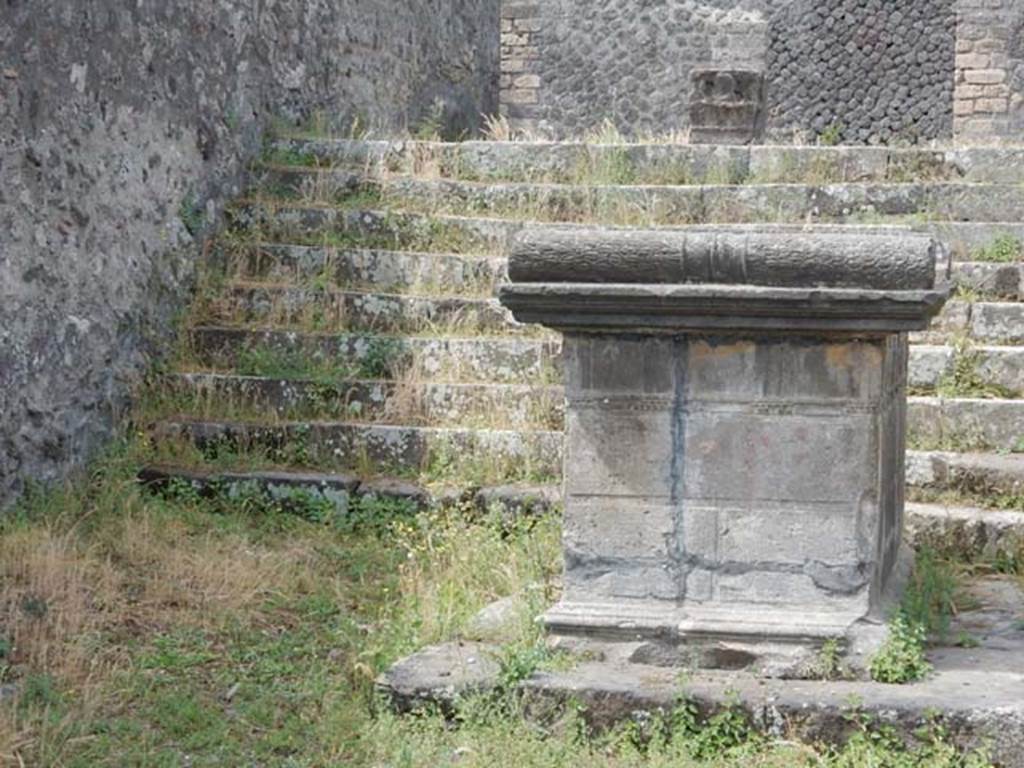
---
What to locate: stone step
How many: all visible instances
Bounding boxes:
[162,372,564,430]
[267,137,1024,185]
[164,371,1021,450]
[236,244,506,295]
[234,245,1019,301]
[214,282,531,336]
[954,261,1023,300]
[909,397,1024,452]
[232,201,1024,264]
[370,177,1024,227]
[188,325,1020,394]
[188,326,562,385]
[909,344,1024,394]
[137,465,560,519]
[137,462,1022,562]
[213,281,1016,344]
[152,418,563,483]
[915,301,1024,345]
[905,502,1024,561]
[908,450,1024,498]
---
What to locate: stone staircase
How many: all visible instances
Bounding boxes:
[140,136,1024,551]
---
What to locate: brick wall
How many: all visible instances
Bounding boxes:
[499,3,543,134]
[955,0,1024,140]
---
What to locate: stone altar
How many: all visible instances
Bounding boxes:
[500,226,950,676]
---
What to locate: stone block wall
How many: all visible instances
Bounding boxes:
[0,0,500,508]
[954,0,1024,140]
[499,0,785,138]
[765,0,956,144]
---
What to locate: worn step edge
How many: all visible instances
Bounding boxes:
[908,450,1024,496]
[187,326,562,385]
[234,246,1019,301]
[913,300,1024,345]
[234,201,1024,262]
[905,502,1024,560]
[137,465,560,518]
[163,373,1024,444]
[244,243,506,291]
[374,176,1024,225]
[154,418,564,479]
[267,136,1024,185]
[215,283,531,336]
[161,373,564,430]
[210,288,1020,344]
[909,397,1024,451]
[185,327,1021,392]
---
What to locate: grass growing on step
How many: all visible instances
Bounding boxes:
[229,200,499,255]
[972,234,1023,264]
[935,336,1019,399]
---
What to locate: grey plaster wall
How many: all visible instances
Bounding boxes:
[502,0,955,143]
[0,1,500,507]
[765,0,956,144]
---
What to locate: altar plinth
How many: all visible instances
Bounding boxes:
[500,227,950,676]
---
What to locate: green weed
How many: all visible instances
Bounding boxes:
[869,614,932,684]
[972,234,1022,264]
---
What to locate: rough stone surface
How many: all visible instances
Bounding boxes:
[906,502,1024,561]
[0,1,500,508]
[511,227,944,290]
[499,0,956,142]
[766,0,956,144]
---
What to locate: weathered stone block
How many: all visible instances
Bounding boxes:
[689,69,766,145]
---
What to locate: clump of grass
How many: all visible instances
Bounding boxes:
[936,336,1017,399]
[870,547,964,684]
[972,234,1022,264]
[817,122,844,146]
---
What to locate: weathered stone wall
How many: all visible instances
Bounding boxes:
[500,0,784,138]
[765,0,956,144]
[0,0,500,508]
[500,0,956,144]
[954,0,1024,140]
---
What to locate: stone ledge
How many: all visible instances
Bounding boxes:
[500,283,949,334]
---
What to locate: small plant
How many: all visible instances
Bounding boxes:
[818,122,844,146]
[481,113,515,142]
[178,191,205,236]
[973,234,1022,264]
[869,614,932,683]
[903,546,961,640]
[493,642,550,691]
[584,118,628,145]
[359,336,404,379]
[936,336,1016,399]
[814,637,846,680]
[955,631,980,648]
